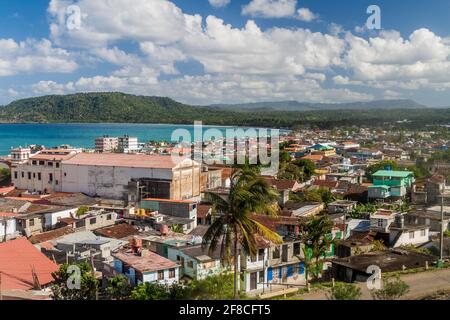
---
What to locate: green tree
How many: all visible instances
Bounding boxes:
[203,168,283,299]
[365,160,398,182]
[51,262,98,300]
[301,215,334,280]
[170,224,184,233]
[327,283,362,300]
[0,168,11,187]
[371,276,410,300]
[187,273,234,300]
[76,205,89,217]
[105,275,132,300]
[293,159,316,180]
[131,282,172,300]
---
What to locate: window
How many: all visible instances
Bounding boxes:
[14,171,17,179]
[106,214,112,221]
[259,271,264,283]
[158,270,164,280]
[29,219,35,227]
[176,255,181,261]
[49,173,53,182]
[39,161,45,166]
[377,219,384,227]
[272,247,280,259]
[21,172,24,178]
[38,173,41,181]
[64,173,67,177]
[33,173,36,178]
[90,218,97,225]
[48,162,53,167]
[421,229,426,237]
[56,163,60,168]
[258,249,265,261]
[293,243,301,255]
[187,261,194,268]
[28,172,31,180]
[55,180,59,185]
[32,160,37,165]
[409,231,415,239]
[169,268,176,279]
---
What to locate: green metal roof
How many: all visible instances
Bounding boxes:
[373,170,413,178]
[368,185,390,190]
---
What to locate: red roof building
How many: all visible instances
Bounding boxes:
[0,238,58,290]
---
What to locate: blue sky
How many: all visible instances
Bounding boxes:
[0,0,449,106]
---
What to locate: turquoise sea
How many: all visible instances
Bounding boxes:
[0,123,285,156]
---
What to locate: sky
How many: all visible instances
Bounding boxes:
[0,0,449,106]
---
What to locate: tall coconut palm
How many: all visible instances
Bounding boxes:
[202,168,283,299]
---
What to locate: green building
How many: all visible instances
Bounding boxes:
[368,170,415,200]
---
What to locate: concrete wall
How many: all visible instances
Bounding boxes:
[44,208,76,229]
[62,164,173,200]
[11,162,63,193]
[391,228,429,248]
[0,219,16,238]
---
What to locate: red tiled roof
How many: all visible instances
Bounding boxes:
[0,186,15,194]
[0,238,58,290]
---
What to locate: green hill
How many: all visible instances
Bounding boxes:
[0,92,448,130]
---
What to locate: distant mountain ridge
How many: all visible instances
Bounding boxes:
[0,92,444,129]
[210,99,427,111]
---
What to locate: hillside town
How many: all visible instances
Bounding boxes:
[0,126,449,301]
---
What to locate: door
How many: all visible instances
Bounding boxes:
[250,272,257,291]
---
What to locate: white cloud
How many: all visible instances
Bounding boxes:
[343,28,450,90]
[297,8,317,22]
[242,0,297,18]
[0,38,77,76]
[209,0,231,8]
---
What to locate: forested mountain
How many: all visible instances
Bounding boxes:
[0,92,447,130]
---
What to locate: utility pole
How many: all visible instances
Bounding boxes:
[439,194,445,266]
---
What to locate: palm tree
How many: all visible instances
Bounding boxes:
[202,168,283,299]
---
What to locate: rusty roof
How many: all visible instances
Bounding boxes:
[113,250,178,273]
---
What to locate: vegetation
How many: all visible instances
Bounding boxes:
[130,282,186,300]
[349,203,378,219]
[203,168,283,299]
[170,224,184,233]
[327,283,362,300]
[0,168,10,187]
[292,188,337,206]
[76,205,89,217]
[301,215,334,281]
[371,275,409,300]
[104,275,133,300]
[365,160,398,182]
[2,93,450,129]
[187,273,235,300]
[51,263,98,300]
[277,153,316,182]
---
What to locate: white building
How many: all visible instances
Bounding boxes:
[118,135,139,153]
[11,149,80,193]
[95,136,119,153]
[0,214,19,241]
[113,250,180,286]
[61,153,201,200]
